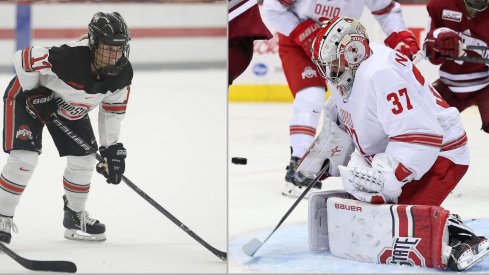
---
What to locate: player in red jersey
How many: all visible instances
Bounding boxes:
[229,0,273,84]
[424,0,489,133]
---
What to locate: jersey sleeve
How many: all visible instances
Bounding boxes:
[374,66,443,180]
[366,0,407,35]
[261,0,300,36]
[13,46,55,91]
[98,86,131,147]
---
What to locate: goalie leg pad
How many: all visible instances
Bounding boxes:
[308,190,352,251]
[326,197,450,269]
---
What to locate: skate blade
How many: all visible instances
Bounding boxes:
[457,247,489,270]
[64,229,106,242]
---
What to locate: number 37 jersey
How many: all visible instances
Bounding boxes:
[330,43,469,180]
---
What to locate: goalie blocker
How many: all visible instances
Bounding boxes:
[309,191,489,271]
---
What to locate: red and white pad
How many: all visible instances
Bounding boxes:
[309,196,451,269]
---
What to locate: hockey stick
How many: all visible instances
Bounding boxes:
[462,44,489,51]
[0,242,77,273]
[440,55,489,64]
[242,161,330,257]
[49,115,227,261]
[414,49,489,64]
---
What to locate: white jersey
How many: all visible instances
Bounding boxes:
[262,0,407,36]
[329,43,469,180]
[12,39,132,147]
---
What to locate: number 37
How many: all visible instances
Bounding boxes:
[387,88,412,115]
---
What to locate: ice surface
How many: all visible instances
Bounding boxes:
[0,69,227,273]
[229,102,489,272]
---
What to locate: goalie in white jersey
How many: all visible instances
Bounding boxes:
[298,16,489,271]
[261,0,421,196]
[0,12,132,243]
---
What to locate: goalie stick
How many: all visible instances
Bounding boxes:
[0,242,77,273]
[48,115,227,262]
[242,161,330,257]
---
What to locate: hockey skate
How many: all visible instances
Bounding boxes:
[0,214,17,244]
[446,214,489,271]
[282,156,322,198]
[63,195,106,241]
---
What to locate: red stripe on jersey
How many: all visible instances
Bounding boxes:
[371,1,395,15]
[277,0,294,7]
[412,65,425,86]
[0,175,25,195]
[290,125,316,136]
[22,48,32,72]
[441,133,467,151]
[389,133,443,148]
[63,178,90,193]
[4,78,21,152]
[396,205,409,237]
[102,104,127,113]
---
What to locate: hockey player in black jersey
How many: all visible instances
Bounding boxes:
[0,12,133,243]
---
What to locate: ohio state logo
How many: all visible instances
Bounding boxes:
[54,98,93,120]
[301,66,317,79]
[378,237,426,267]
[16,125,33,141]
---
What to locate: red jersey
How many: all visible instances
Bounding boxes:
[425,0,489,93]
[229,0,272,41]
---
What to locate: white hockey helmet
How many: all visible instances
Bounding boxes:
[311,17,371,100]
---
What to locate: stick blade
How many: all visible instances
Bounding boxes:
[242,238,263,257]
[30,260,77,273]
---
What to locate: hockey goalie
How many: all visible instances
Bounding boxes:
[295,16,489,271]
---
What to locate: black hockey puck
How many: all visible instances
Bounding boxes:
[231,157,247,165]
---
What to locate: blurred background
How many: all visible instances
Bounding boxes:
[0,0,226,72]
[230,0,437,101]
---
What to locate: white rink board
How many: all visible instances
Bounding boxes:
[0,2,226,67]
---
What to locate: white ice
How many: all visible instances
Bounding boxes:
[0,69,227,273]
[229,93,489,272]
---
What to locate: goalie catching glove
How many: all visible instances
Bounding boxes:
[24,86,58,123]
[96,143,127,184]
[339,153,414,204]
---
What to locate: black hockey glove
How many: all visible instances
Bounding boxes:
[96,143,127,184]
[24,86,58,123]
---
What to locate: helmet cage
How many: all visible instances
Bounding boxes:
[464,0,488,11]
[88,12,131,77]
[311,17,370,100]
